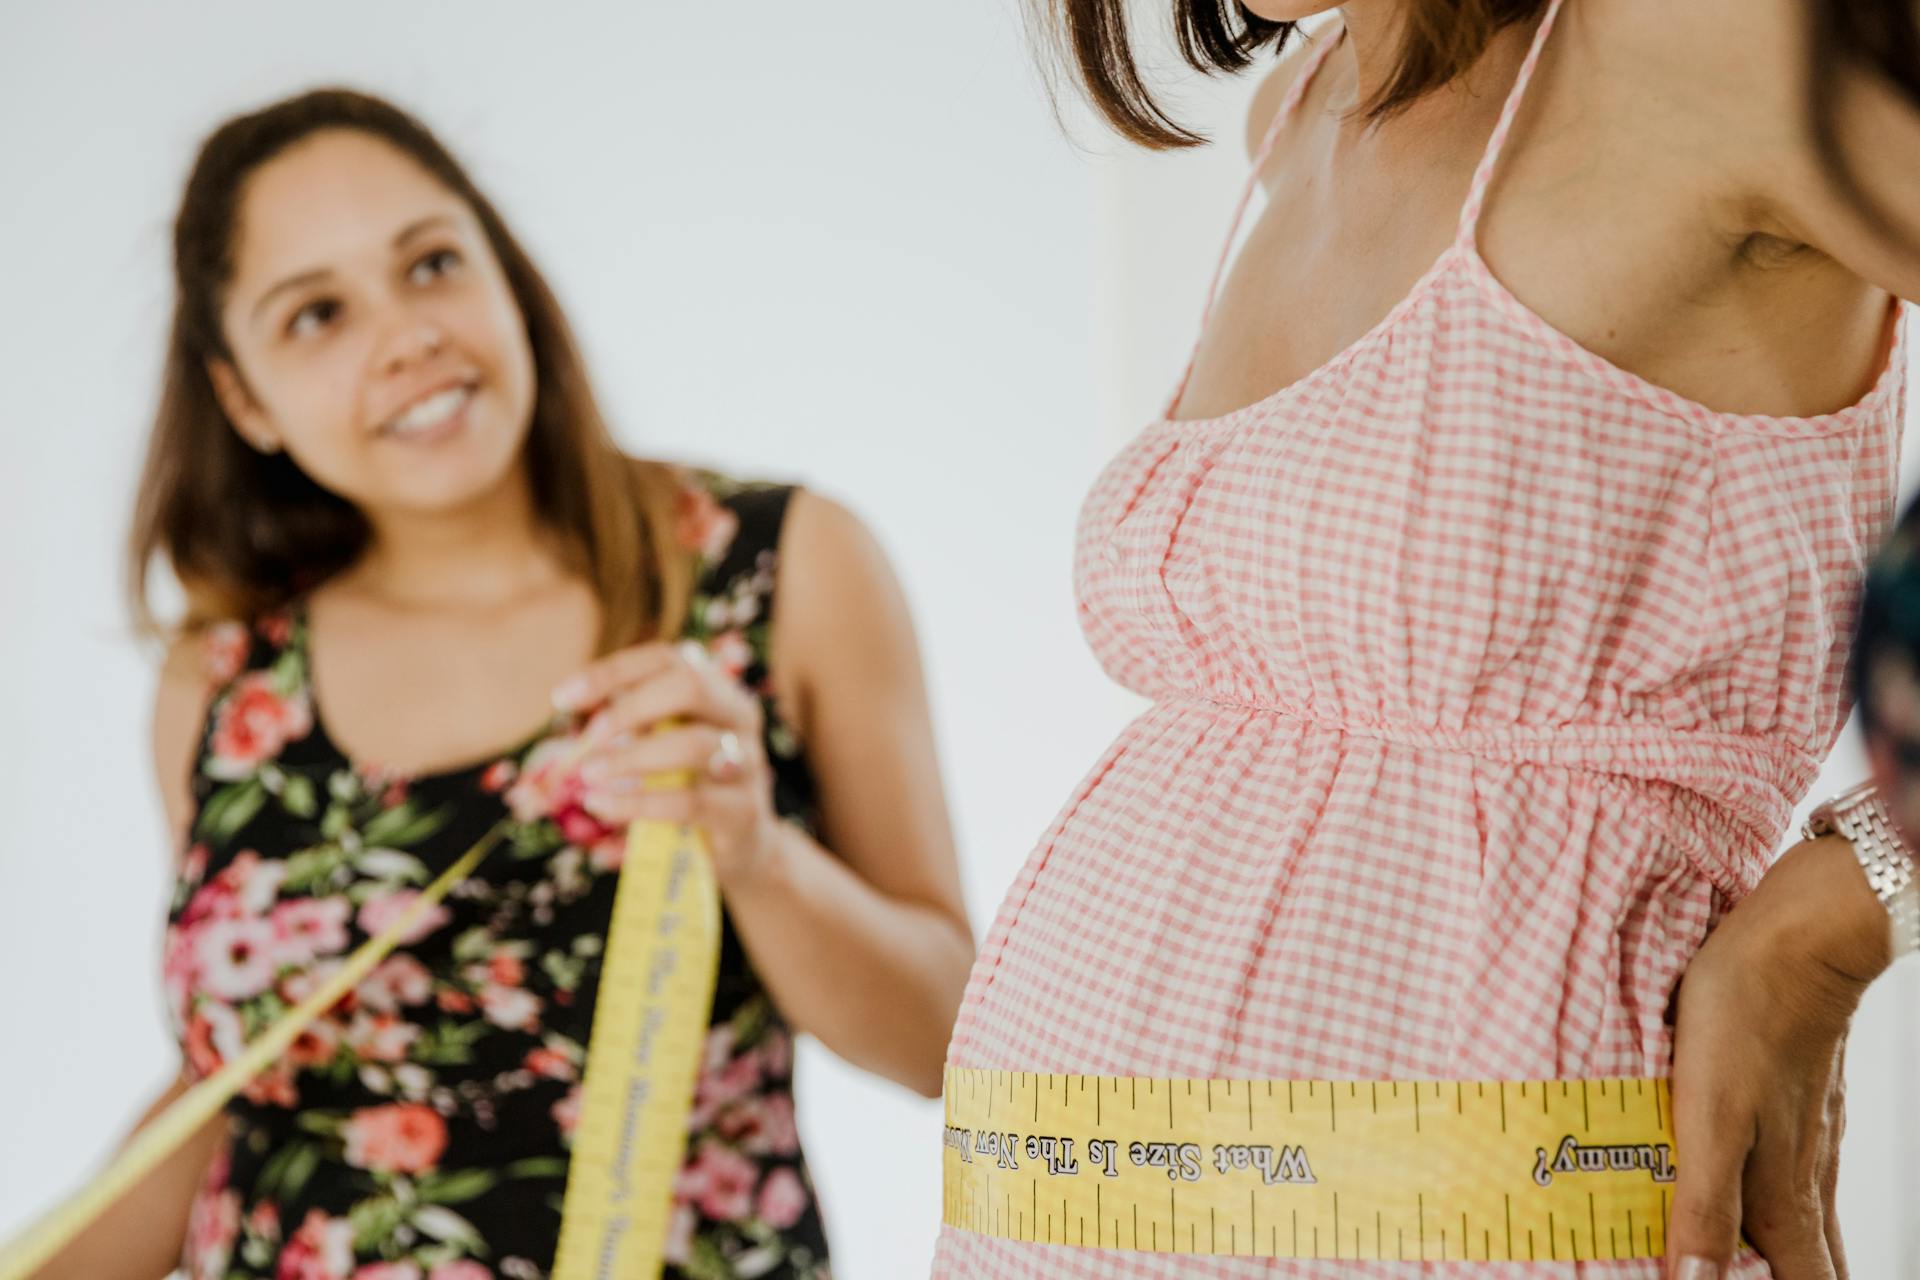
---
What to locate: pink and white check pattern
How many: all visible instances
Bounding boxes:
[934,1,1908,1275]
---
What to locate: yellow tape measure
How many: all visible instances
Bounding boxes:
[943,1068,1679,1263]
[1,743,718,1280]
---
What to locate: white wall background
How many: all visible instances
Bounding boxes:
[2,3,1915,1276]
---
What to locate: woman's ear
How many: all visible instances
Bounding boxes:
[207,358,280,454]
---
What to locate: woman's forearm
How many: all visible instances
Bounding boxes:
[32,1072,225,1280]
[722,822,973,1098]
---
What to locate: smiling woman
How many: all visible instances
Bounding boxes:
[28,87,974,1280]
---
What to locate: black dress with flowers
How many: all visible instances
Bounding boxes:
[165,472,833,1280]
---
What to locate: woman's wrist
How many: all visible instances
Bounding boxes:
[1777,834,1894,988]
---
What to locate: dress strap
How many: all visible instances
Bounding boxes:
[1165,25,1345,418]
[1454,0,1569,252]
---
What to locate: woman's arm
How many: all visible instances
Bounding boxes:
[558,492,973,1099]
[722,491,973,1098]
[33,631,229,1278]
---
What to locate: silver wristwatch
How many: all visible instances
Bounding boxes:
[1802,781,1920,962]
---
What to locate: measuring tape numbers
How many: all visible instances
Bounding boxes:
[943,1068,1679,1264]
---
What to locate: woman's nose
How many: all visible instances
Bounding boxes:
[379,318,448,374]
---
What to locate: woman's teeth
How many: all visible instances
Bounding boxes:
[382,385,472,438]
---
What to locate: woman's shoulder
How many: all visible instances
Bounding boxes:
[671,464,804,570]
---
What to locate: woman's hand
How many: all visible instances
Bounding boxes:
[1665,835,1894,1279]
[550,639,783,892]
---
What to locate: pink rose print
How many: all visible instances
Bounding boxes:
[681,1141,760,1221]
[279,958,351,1013]
[760,1026,793,1078]
[342,1103,448,1174]
[270,896,352,967]
[208,672,313,779]
[717,1093,800,1158]
[487,952,524,986]
[356,890,450,946]
[551,1083,581,1138]
[243,1059,299,1109]
[479,984,541,1032]
[183,1001,246,1077]
[286,1017,341,1068]
[344,1010,420,1063]
[277,1208,353,1280]
[478,758,516,792]
[163,928,201,1028]
[200,621,250,685]
[672,483,740,560]
[708,631,753,680]
[503,737,589,824]
[183,850,287,927]
[523,1046,577,1081]
[427,1263,492,1280]
[756,1167,809,1231]
[586,834,625,872]
[248,1200,281,1240]
[663,1203,698,1266]
[355,953,433,1013]
[259,609,294,650]
[184,1144,239,1280]
[351,1264,420,1280]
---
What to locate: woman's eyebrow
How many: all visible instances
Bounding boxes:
[250,214,462,324]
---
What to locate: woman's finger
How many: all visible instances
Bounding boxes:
[1819,1045,1848,1279]
[579,723,737,787]
[548,641,679,712]
[583,658,757,745]
[1667,983,1751,1277]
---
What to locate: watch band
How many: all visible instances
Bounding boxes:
[1802,781,1920,961]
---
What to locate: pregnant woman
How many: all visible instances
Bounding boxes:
[937,1,1920,1276]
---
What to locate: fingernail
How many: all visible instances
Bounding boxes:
[1674,1259,1722,1280]
[677,639,709,666]
[551,676,589,710]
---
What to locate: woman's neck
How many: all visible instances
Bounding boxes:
[344,464,573,612]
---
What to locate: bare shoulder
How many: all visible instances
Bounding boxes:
[1244,25,1340,166]
[775,489,908,642]
[152,622,234,852]
[771,488,919,707]
[1569,0,1808,157]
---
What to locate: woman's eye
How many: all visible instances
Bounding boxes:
[409,248,462,285]
[287,299,338,339]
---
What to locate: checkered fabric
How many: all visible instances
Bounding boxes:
[933,1,1909,1274]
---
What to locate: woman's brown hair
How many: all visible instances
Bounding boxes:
[1042,0,1920,237]
[127,87,695,655]
[1034,0,1547,149]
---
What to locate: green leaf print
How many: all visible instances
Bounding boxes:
[502,1156,569,1180]
[281,772,319,818]
[411,1204,486,1253]
[362,801,452,848]
[256,1137,323,1203]
[684,1236,737,1280]
[414,1018,490,1066]
[348,1193,407,1251]
[195,777,267,843]
[282,844,352,895]
[415,1167,498,1204]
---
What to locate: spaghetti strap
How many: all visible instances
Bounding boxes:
[1454,0,1569,251]
[1164,24,1347,417]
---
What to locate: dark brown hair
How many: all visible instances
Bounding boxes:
[1033,0,1547,148]
[1043,0,1920,188]
[127,87,695,655]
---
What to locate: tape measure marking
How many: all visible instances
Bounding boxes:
[942,1068,1678,1262]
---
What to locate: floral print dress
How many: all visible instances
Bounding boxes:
[165,474,833,1280]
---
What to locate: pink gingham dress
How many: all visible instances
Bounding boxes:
[934,1,1909,1276]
